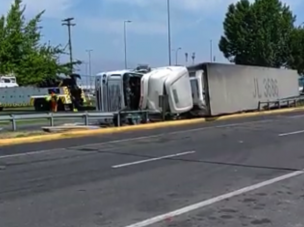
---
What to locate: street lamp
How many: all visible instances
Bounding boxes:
[175,47,181,65]
[167,0,172,65]
[124,20,131,69]
[84,61,88,75]
[210,40,213,62]
[86,49,93,87]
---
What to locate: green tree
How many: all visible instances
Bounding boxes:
[0,0,25,73]
[219,0,295,68]
[0,0,81,86]
[287,26,304,74]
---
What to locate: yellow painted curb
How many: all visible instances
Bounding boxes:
[1,106,304,147]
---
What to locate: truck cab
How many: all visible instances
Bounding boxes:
[0,75,18,87]
[95,70,145,112]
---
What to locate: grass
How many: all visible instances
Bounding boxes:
[0,105,96,126]
[2,107,35,111]
[0,107,36,115]
[0,106,96,114]
[0,119,49,126]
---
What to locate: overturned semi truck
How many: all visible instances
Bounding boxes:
[95,63,299,118]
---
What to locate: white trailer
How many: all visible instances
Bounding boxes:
[140,63,299,116]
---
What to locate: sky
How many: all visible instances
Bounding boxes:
[1,0,304,77]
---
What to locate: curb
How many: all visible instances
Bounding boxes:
[1,106,304,147]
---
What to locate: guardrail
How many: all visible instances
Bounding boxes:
[258,96,304,110]
[0,110,149,131]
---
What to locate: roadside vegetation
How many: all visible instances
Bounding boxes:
[0,0,81,86]
[219,0,304,74]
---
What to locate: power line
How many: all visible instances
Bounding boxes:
[62,17,75,73]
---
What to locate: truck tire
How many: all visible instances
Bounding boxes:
[0,107,3,111]
[34,99,49,111]
[57,100,65,111]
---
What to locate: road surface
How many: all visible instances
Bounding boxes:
[1,112,304,227]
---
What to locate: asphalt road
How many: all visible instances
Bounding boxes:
[1,111,304,226]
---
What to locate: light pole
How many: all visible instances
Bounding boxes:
[210,39,213,62]
[86,49,92,87]
[175,47,181,65]
[124,20,131,69]
[192,52,195,64]
[85,61,88,75]
[167,0,172,65]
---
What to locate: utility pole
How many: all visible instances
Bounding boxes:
[62,17,75,73]
[83,61,88,86]
[86,49,92,87]
[124,20,131,69]
[167,0,172,65]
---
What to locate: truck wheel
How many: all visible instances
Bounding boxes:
[57,100,65,111]
[34,99,49,111]
[0,107,3,111]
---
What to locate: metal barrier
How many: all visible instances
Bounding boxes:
[0,110,149,131]
[258,96,304,111]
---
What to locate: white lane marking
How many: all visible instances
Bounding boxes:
[124,170,303,227]
[0,119,273,159]
[278,130,304,137]
[287,114,304,119]
[0,149,66,159]
[112,151,195,168]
